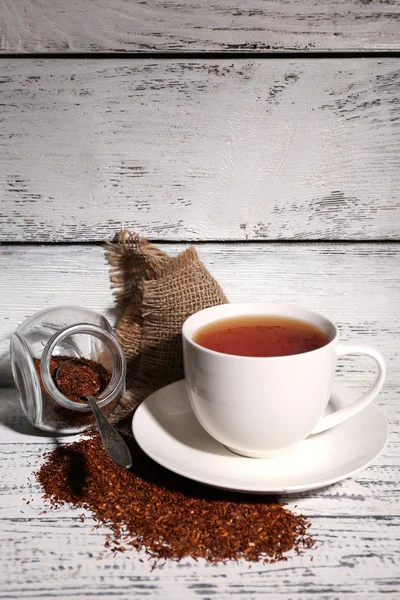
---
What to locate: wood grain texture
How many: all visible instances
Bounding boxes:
[0,510,397,599]
[1,59,399,242]
[1,0,400,53]
[1,243,399,387]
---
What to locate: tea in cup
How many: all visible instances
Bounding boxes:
[182,303,386,458]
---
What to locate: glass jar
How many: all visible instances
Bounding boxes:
[10,306,126,434]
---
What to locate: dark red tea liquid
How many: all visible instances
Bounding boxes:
[193,315,330,357]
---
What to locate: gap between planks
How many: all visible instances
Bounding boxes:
[1,51,400,60]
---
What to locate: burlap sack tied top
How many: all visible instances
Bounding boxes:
[105,231,228,423]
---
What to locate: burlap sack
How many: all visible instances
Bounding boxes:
[105,231,228,423]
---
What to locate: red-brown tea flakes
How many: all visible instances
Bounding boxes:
[34,355,111,403]
[33,356,111,429]
[36,435,315,564]
[54,359,110,403]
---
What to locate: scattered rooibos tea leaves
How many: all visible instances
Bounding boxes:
[36,435,315,564]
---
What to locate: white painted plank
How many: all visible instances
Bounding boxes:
[0,511,397,599]
[1,0,400,53]
[1,243,399,391]
[1,59,399,242]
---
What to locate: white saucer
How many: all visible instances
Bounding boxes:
[132,380,388,494]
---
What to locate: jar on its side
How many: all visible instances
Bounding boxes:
[11,306,126,434]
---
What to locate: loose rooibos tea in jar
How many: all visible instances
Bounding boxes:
[11,306,126,434]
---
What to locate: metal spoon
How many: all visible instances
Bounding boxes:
[56,358,132,469]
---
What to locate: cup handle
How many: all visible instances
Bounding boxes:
[311,343,386,434]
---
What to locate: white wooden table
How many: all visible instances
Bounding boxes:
[1,3,399,598]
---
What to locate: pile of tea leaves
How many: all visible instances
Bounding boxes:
[36,434,315,564]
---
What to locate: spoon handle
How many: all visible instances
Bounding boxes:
[87,396,132,469]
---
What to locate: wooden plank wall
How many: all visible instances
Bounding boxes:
[0,59,399,242]
[1,0,400,53]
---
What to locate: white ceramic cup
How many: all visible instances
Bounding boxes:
[182,303,386,458]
